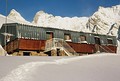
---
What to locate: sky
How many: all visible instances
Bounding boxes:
[0,0,120,22]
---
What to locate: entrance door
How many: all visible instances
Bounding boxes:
[94,37,101,45]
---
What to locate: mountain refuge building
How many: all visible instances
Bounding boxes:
[0,23,117,56]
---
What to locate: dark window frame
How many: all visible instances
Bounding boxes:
[64,33,72,41]
[46,31,54,40]
[107,38,113,45]
[94,37,101,45]
[79,35,86,41]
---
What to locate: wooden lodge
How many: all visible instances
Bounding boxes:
[0,23,117,56]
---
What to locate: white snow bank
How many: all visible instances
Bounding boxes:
[0,45,6,56]
[0,54,120,81]
[117,40,120,54]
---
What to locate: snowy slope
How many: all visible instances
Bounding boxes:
[0,54,120,81]
[117,40,120,54]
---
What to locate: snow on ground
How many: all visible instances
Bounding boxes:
[0,54,120,81]
[117,40,120,54]
[0,45,6,56]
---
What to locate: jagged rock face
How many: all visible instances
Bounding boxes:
[87,5,120,36]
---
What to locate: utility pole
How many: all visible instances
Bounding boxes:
[4,0,8,56]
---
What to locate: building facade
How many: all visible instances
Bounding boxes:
[0,23,117,56]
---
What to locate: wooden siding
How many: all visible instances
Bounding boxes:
[19,39,45,51]
[0,23,117,46]
[5,38,117,54]
[67,42,96,53]
[95,45,117,53]
[6,39,19,53]
[0,23,117,54]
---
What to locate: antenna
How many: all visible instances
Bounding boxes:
[4,0,8,56]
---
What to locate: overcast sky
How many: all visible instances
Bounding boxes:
[0,0,120,21]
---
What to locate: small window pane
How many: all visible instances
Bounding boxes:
[80,35,86,41]
[46,32,53,40]
[107,39,113,44]
[64,34,71,41]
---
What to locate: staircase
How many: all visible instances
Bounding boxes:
[44,38,78,56]
[99,45,115,53]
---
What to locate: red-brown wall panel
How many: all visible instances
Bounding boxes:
[67,42,96,53]
[6,38,117,54]
[19,39,46,51]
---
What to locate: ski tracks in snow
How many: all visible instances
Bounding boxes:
[0,61,56,81]
[0,55,116,81]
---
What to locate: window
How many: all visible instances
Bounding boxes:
[107,38,113,45]
[94,37,101,45]
[64,33,71,41]
[6,35,10,42]
[46,32,54,40]
[80,35,86,41]
[78,35,87,43]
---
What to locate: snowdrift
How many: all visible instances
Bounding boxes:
[0,54,120,81]
[0,45,6,56]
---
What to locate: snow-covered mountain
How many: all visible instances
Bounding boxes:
[7,9,30,24]
[32,11,89,31]
[87,5,120,36]
[0,5,119,36]
[31,5,120,36]
[0,5,120,54]
[0,9,31,29]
